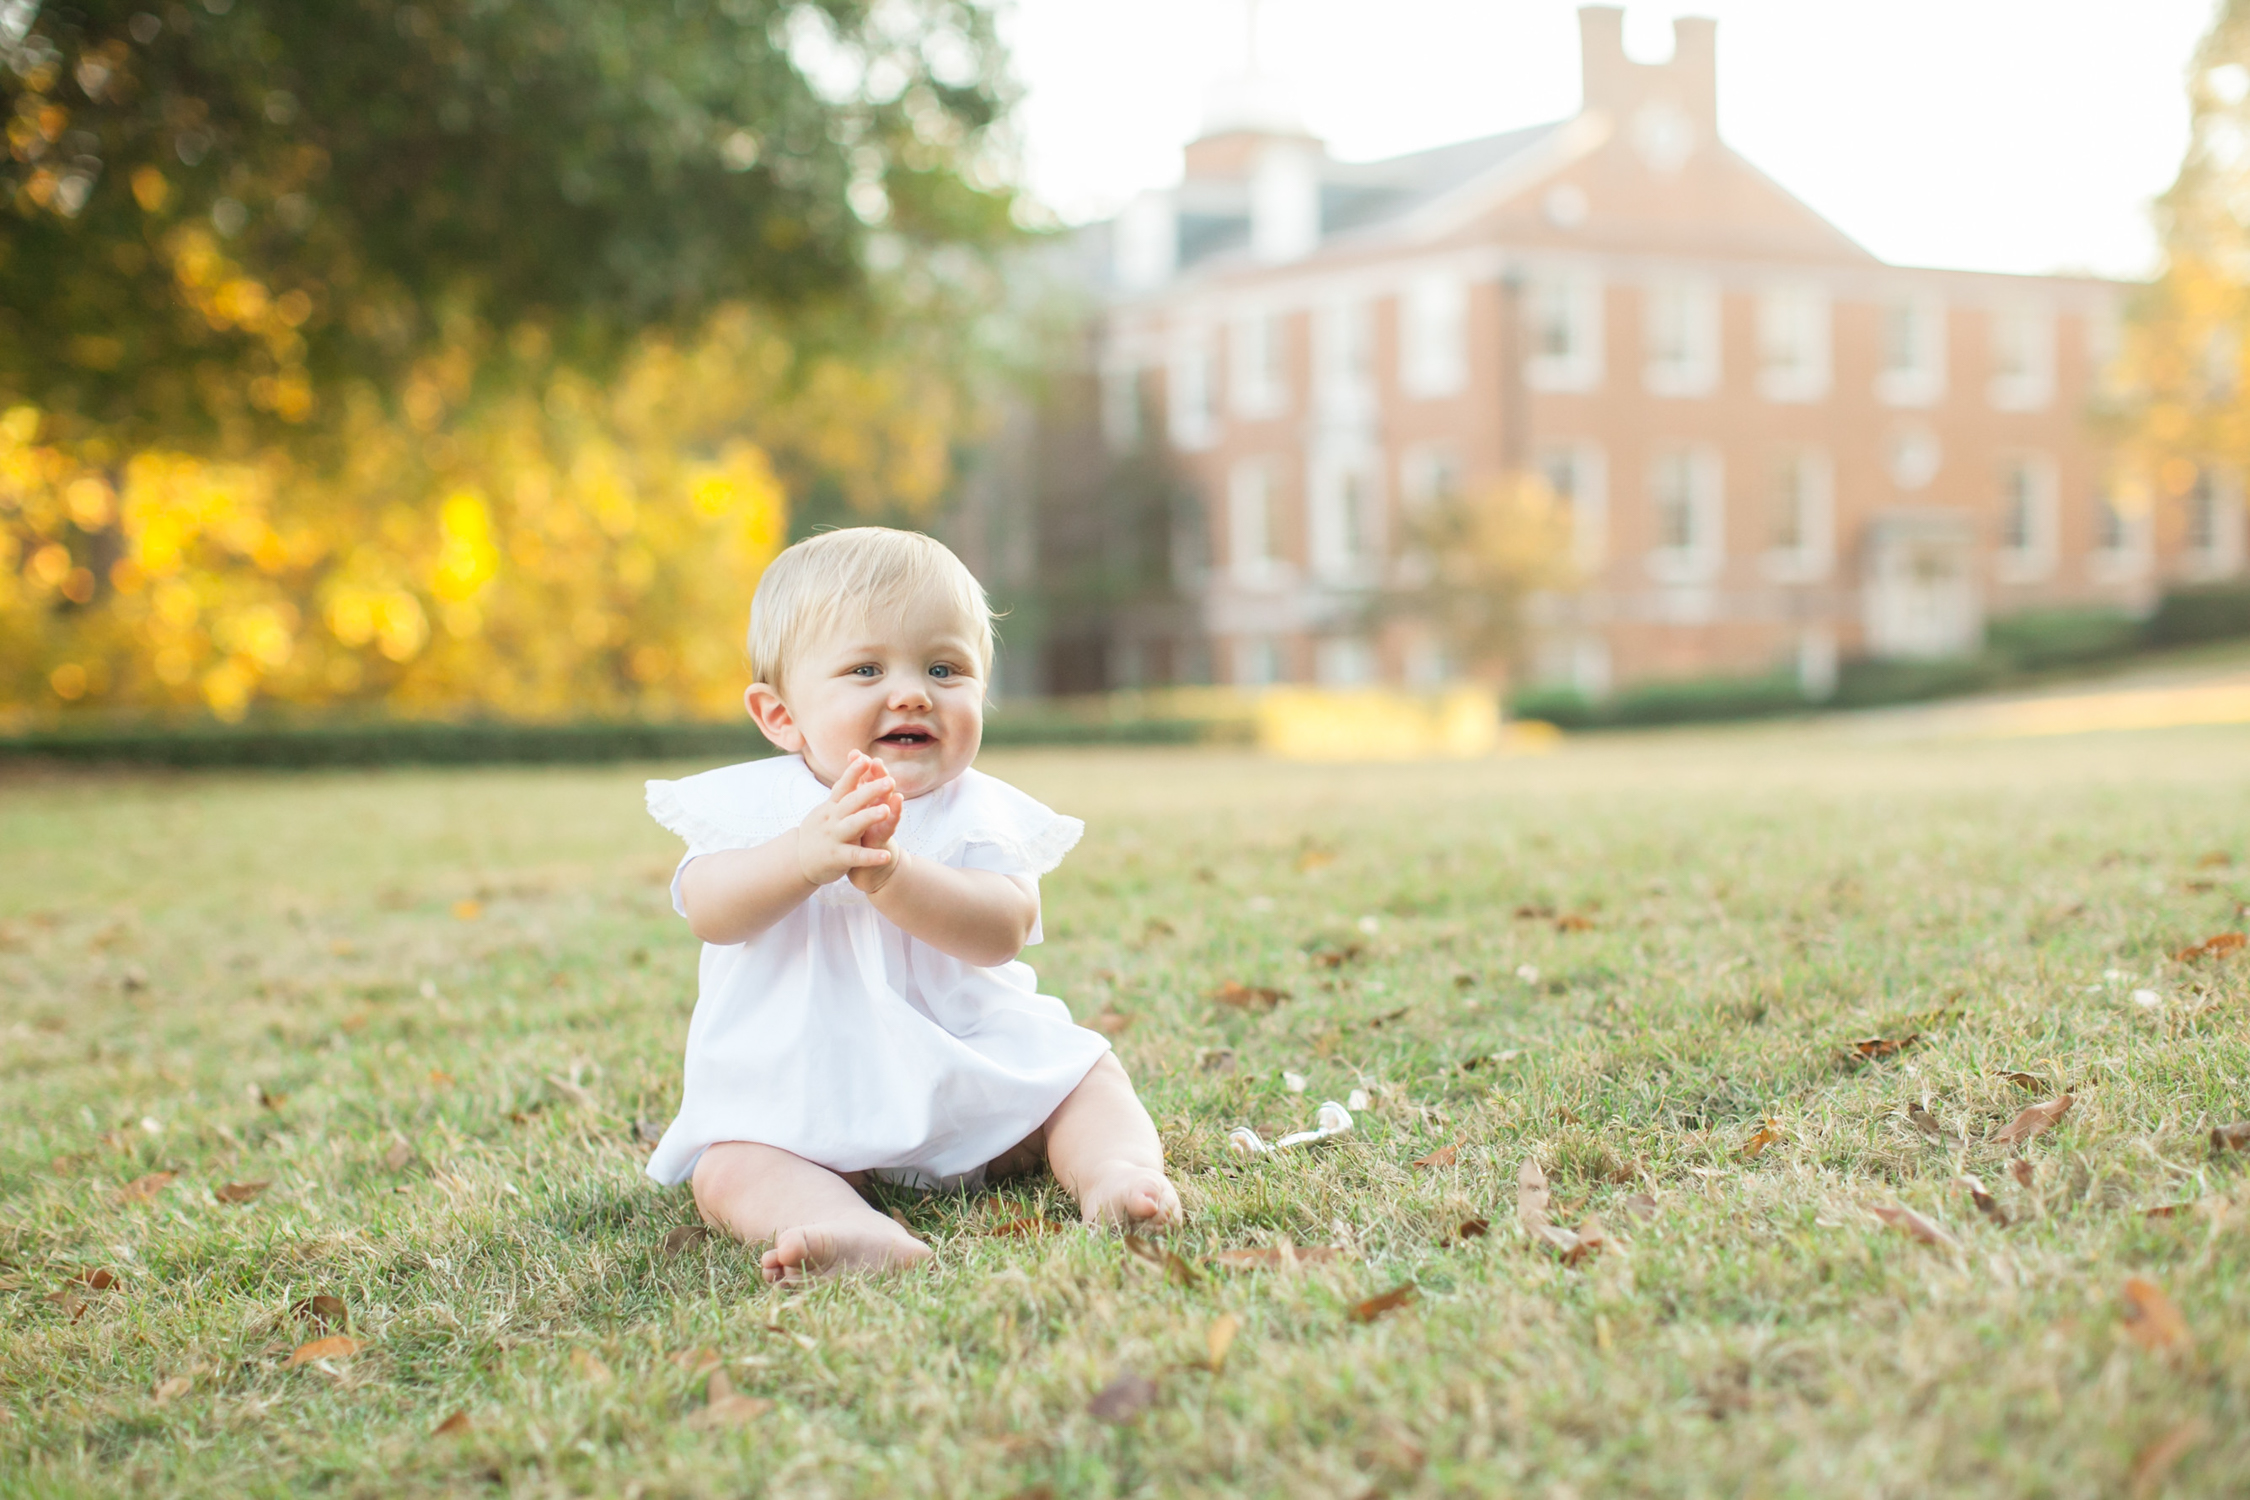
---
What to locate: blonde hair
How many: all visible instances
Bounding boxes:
[747,527,995,688]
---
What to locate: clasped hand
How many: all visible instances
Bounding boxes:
[794,751,906,893]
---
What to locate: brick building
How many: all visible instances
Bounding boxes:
[1020,7,2245,700]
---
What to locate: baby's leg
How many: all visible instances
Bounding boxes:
[1044,1053,1183,1228]
[692,1142,931,1283]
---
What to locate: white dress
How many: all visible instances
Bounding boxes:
[642,754,1110,1190]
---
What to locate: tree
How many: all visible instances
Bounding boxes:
[1,0,1015,445]
[1381,473,1575,680]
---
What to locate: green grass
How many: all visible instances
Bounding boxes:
[3,726,2249,1497]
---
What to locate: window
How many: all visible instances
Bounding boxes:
[1644,275,1719,397]
[1315,636,1377,685]
[1166,332,1215,450]
[1995,453,2057,582]
[1524,269,1602,392]
[1761,447,1833,581]
[1229,311,1288,419]
[1401,273,1467,398]
[1886,425,1942,491]
[1877,298,1946,406]
[1989,306,2054,411]
[1757,286,1830,402]
[1316,299,1374,422]
[1538,442,1608,571]
[1227,458,1284,583]
[2089,483,2149,583]
[2182,467,2245,576]
[1233,636,1283,686]
[1646,447,1723,581]
[1308,443,1380,579]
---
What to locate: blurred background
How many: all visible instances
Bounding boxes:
[4,0,2248,760]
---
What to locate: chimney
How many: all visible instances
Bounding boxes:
[1250,141,1321,264]
[1576,7,1718,135]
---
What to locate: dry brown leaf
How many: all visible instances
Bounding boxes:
[572,1350,614,1384]
[1088,1007,1132,1036]
[1350,1283,1419,1322]
[1741,1123,1783,1159]
[381,1142,414,1172]
[151,1375,191,1404]
[427,1069,454,1087]
[2143,1201,2198,1219]
[2210,1121,2250,1152]
[1310,943,1364,969]
[1905,1104,1950,1144]
[285,1335,362,1367]
[73,1267,117,1290]
[295,1293,347,1326]
[685,1370,774,1429]
[2010,1157,2035,1188]
[451,899,483,921]
[1554,913,1595,932]
[2121,1276,2191,1354]
[2129,1418,2210,1500]
[1444,1218,1490,1245]
[1996,1071,2048,1093]
[1621,1193,1659,1221]
[433,1410,470,1435]
[1513,903,1555,920]
[1849,1034,1919,1061]
[251,1085,286,1110]
[1294,847,1337,873]
[1205,1313,1240,1373]
[1515,1159,1583,1254]
[1210,980,1289,1010]
[1124,1235,1200,1286]
[116,1171,175,1203]
[215,1181,268,1204]
[1993,1093,2075,1146]
[45,1286,88,1321]
[1087,1370,1157,1422]
[987,1215,1063,1237]
[1562,1216,1608,1267]
[662,1224,712,1257]
[2173,931,2245,962]
[1210,1243,1346,1270]
[669,1347,721,1377]
[1868,1201,1959,1249]
[1954,1175,2008,1227]
[1412,1141,1462,1169]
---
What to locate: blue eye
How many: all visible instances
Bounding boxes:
[929,664,953,680]
[852,665,879,678]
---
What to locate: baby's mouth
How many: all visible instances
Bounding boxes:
[877,728,936,748]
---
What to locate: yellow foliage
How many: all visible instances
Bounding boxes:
[0,303,959,723]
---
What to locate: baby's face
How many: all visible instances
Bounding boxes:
[753,598,984,799]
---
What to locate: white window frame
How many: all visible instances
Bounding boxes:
[1644,446,1724,584]
[1877,296,1947,407]
[1988,305,2055,412]
[1756,285,1830,403]
[1400,272,1468,399]
[2088,483,2152,584]
[1994,452,2059,583]
[1229,309,1289,420]
[1524,267,1603,393]
[1226,457,1285,585]
[1232,636,1283,687]
[1537,441,1608,572]
[1643,274,1719,398]
[1307,438,1382,582]
[2183,466,2248,579]
[1758,446,1834,583]
[1166,329,1217,451]
[1314,636,1378,685]
[1315,298,1375,426]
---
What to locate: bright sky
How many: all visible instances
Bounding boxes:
[998,0,2214,280]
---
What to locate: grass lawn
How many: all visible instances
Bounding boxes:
[3,723,2249,1497]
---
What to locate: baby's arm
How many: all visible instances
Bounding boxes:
[841,751,1039,968]
[678,759,899,945]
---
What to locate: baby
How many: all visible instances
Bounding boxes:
[644,527,1182,1280]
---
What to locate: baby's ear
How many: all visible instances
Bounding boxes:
[744,682,804,753]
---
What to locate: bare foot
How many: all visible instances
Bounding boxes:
[760,1218,933,1283]
[1077,1162,1183,1228]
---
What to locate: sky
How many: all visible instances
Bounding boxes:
[997,0,2216,280]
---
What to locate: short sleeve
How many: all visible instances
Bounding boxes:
[646,757,817,856]
[898,770,1083,878]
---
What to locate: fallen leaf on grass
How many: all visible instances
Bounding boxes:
[1309,943,1364,969]
[451,899,483,922]
[381,1142,414,1172]
[572,1350,614,1384]
[2011,1158,2036,1188]
[72,1267,117,1290]
[2172,931,2245,962]
[1621,1193,1659,1221]
[1211,980,1288,1010]
[1412,1141,1462,1169]
[427,1069,453,1087]
[686,1370,773,1429]
[1996,1071,2048,1093]
[215,1181,268,1204]
[2210,1121,2250,1152]
[1088,1007,1132,1036]
[1740,1122,1783,1160]
[1868,1201,1959,1249]
[45,1287,88,1321]
[294,1294,347,1326]
[151,1375,191,1404]
[2143,1201,2199,1219]
[1350,1283,1419,1322]
[1554,913,1595,932]
[1443,1218,1490,1245]
[1124,1235,1200,1286]
[1954,1175,2008,1226]
[2121,1277,2191,1354]
[1905,1104,1953,1144]
[1993,1093,2075,1146]
[1513,903,1556,920]
[987,1216,1063,1237]
[1210,1243,1348,1270]
[1295,847,1338,874]
[116,1171,174,1203]
[251,1085,286,1110]
[433,1411,470,1435]
[1205,1314,1239,1373]
[2129,1418,2210,1500]
[1516,1159,1595,1259]
[285,1335,362,1367]
[1087,1370,1156,1422]
[669,1347,721,1377]
[662,1225,712,1257]
[1848,1034,1920,1063]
